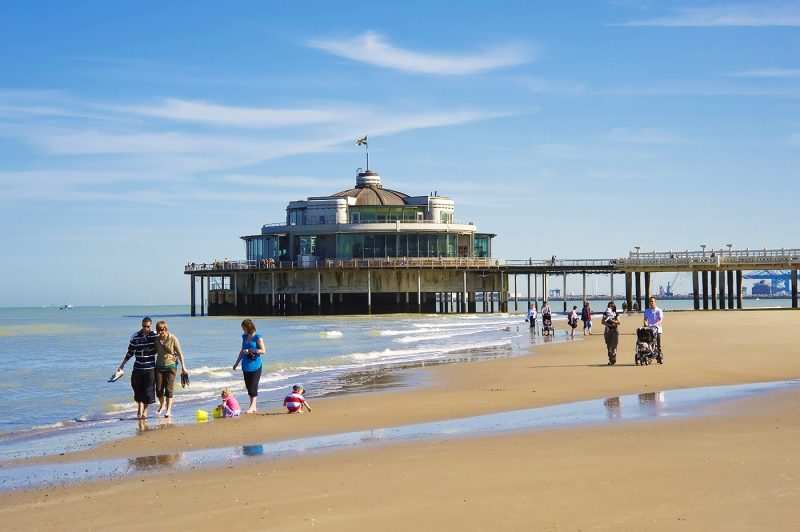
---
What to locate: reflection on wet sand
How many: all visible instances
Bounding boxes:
[241,445,263,456]
[638,391,665,407]
[2,380,794,491]
[129,453,182,470]
[603,397,621,418]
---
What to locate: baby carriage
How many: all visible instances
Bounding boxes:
[542,313,554,336]
[634,326,662,365]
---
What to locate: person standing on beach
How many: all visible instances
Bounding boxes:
[233,318,265,413]
[116,317,157,419]
[153,320,189,418]
[526,304,537,333]
[567,305,579,338]
[643,297,664,358]
[602,302,620,365]
[581,301,593,335]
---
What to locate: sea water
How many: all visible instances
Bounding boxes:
[0,305,568,451]
[0,301,792,460]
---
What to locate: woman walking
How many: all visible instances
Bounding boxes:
[153,320,189,418]
[602,302,620,365]
[233,318,265,413]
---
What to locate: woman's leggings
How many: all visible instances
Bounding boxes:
[243,367,262,398]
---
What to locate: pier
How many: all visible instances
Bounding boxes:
[185,247,799,316]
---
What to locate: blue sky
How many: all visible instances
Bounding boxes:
[1,1,798,306]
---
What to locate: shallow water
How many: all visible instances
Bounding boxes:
[1,380,795,491]
[0,306,563,442]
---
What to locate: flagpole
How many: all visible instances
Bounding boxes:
[366,141,369,171]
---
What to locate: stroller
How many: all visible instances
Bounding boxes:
[634,326,662,365]
[542,313,554,336]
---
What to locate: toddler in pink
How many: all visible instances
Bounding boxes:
[220,389,241,418]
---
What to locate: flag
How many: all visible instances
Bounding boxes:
[356,135,368,146]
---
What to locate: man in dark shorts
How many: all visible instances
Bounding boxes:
[116,317,157,419]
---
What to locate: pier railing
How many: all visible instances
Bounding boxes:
[185,257,503,273]
[615,248,800,269]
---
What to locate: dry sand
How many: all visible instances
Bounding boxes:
[1,309,799,530]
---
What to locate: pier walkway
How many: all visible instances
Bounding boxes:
[184,248,799,316]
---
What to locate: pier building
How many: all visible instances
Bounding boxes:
[186,168,502,315]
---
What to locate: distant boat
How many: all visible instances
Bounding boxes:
[59,304,73,310]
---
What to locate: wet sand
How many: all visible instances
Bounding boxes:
[1,309,799,530]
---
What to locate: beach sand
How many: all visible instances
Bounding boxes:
[1,309,798,530]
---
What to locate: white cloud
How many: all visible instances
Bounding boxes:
[308,31,532,75]
[603,128,684,145]
[621,3,800,27]
[123,98,350,128]
[0,93,512,204]
[732,68,800,78]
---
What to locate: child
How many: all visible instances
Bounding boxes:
[283,384,312,414]
[219,389,241,418]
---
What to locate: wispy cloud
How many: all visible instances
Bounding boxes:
[621,3,800,27]
[307,31,532,75]
[732,68,800,78]
[0,92,512,203]
[603,127,685,144]
[122,98,350,128]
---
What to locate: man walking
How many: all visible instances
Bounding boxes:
[643,297,664,361]
[117,317,158,419]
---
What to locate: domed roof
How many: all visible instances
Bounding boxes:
[330,186,409,206]
[330,171,410,206]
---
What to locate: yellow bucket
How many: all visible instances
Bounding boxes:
[212,406,223,419]
[195,409,209,422]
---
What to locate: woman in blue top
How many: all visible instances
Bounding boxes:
[232,318,265,413]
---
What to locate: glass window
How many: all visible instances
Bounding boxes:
[474,235,490,258]
[299,236,317,255]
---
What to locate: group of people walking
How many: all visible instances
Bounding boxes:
[116,317,189,419]
[524,298,665,366]
[116,317,310,419]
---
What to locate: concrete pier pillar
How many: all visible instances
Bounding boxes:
[200,275,205,317]
[727,270,735,309]
[542,274,547,307]
[463,271,468,314]
[317,272,322,313]
[635,272,642,311]
[417,270,422,313]
[514,275,518,312]
[562,272,567,313]
[534,274,538,310]
[610,274,615,304]
[367,270,372,314]
[792,269,798,309]
[702,271,709,310]
[190,275,197,316]
[644,272,651,305]
[718,271,726,310]
[710,271,717,310]
[527,274,531,308]
[625,272,632,312]
[582,272,587,306]
[271,272,275,313]
[692,271,700,310]
[736,270,743,309]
